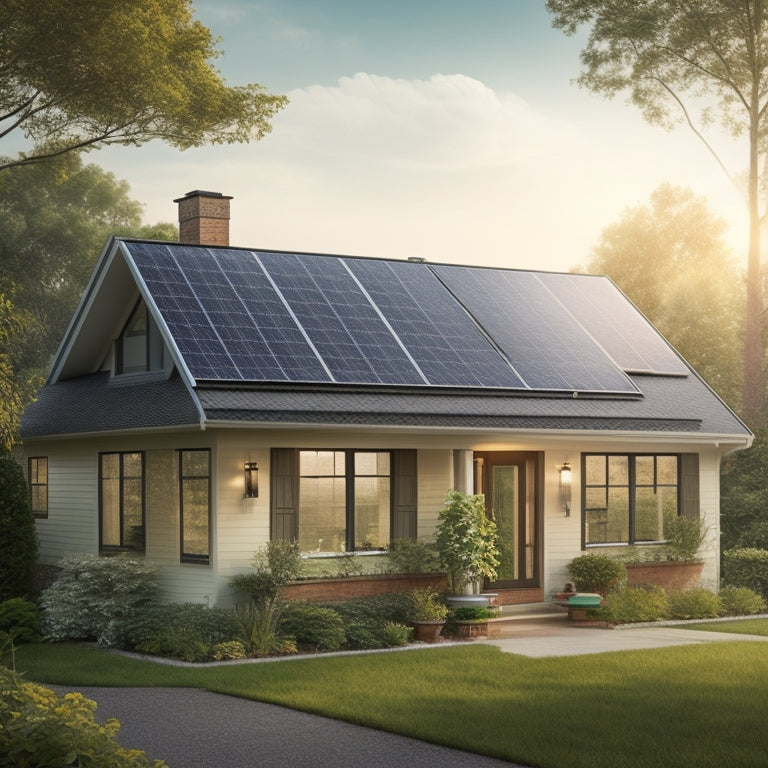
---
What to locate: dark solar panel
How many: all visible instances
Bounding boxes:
[431,265,638,393]
[537,272,689,375]
[257,252,426,385]
[344,258,526,388]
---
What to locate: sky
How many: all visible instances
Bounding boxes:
[95,0,750,274]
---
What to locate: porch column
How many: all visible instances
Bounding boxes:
[452,450,474,494]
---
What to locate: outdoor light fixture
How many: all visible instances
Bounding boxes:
[244,461,259,498]
[559,462,572,516]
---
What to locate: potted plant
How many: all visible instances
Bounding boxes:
[447,605,501,639]
[435,490,500,602]
[408,587,449,643]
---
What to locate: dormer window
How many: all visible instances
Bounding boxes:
[116,299,165,375]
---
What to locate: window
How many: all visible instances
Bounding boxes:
[28,457,48,519]
[271,448,416,552]
[116,299,165,375]
[583,454,684,546]
[180,449,210,564]
[100,452,145,552]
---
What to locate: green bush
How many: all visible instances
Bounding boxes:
[212,641,247,661]
[325,593,413,626]
[386,539,441,574]
[736,520,768,550]
[722,547,768,600]
[604,585,670,623]
[0,450,38,601]
[40,555,160,646]
[448,606,498,621]
[0,666,167,767]
[668,588,721,620]
[278,602,346,651]
[662,513,707,561]
[718,586,767,616]
[567,553,626,593]
[344,621,413,649]
[0,598,41,645]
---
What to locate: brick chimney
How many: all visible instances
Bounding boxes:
[174,190,232,246]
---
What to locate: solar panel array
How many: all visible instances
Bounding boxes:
[124,242,683,393]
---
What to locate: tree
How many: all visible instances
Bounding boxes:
[0,449,38,601]
[583,184,744,410]
[0,0,287,171]
[0,153,177,445]
[547,0,768,427]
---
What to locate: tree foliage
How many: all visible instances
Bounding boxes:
[0,154,176,445]
[0,0,287,171]
[583,184,744,409]
[547,0,768,427]
[0,450,38,601]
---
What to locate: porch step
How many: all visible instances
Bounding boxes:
[492,602,567,625]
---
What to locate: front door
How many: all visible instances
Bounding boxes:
[474,451,541,589]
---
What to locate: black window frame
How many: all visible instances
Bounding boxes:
[99,451,146,553]
[115,299,165,376]
[179,448,211,565]
[582,453,682,548]
[270,448,417,552]
[28,456,48,519]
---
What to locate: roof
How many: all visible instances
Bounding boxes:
[20,238,751,442]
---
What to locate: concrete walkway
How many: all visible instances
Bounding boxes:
[480,618,768,657]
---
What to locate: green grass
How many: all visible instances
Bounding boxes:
[677,617,768,636]
[8,639,768,768]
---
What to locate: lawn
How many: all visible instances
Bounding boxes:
[8,633,768,768]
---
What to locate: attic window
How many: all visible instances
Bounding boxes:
[116,299,164,375]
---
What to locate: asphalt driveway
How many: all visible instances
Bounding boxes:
[53,685,527,768]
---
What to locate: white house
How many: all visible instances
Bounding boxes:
[20,191,752,607]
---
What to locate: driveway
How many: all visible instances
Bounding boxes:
[52,684,526,768]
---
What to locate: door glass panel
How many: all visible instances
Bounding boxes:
[492,465,518,581]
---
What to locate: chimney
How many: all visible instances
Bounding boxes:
[174,190,232,246]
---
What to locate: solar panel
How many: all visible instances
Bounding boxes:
[431,265,638,393]
[344,258,526,388]
[537,272,689,375]
[256,252,426,385]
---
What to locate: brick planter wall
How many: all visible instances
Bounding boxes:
[284,573,449,602]
[626,560,704,593]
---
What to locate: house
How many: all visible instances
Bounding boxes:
[20,190,752,607]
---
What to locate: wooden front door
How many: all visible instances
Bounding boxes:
[474,451,542,589]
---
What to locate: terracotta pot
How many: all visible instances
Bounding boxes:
[412,621,445,643]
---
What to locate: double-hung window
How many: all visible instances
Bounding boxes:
[271,448,417,552]
[583,453,698,547]
[28,457,48,519]
[179,449,211,564]
[100,452,145,552]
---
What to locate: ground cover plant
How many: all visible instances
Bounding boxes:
[7,634,768,768]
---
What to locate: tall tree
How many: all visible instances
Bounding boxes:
[0,0,287,171]
[583,184,744,410]
[0,153,177,443]
[547,0,768,427]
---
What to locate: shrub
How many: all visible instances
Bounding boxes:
[663,513,707,561]
[0,450,38,601]
[234,601,296,657]
[736,520,768,550]
[718,586,767,616]
[40,554,160,646]
[386,539,441,574]
[436,490,499,594]
[0,598,41,644]
[325,593,413,626]
[448,606,497,621]
[604,585,670,623]
[212,641,247,661]
[722,547,768,600]
[124,603,242,662]
[229,540,303,606]
[344,621,412,649]
[0,666,167,767]
[408,587,449,621]
[278,602,346,651]
[567,553,626,593]
[668,588,720,620]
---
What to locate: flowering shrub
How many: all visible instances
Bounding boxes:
[0,666,167,767]
[40,555,160,645]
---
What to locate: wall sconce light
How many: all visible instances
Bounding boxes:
[244,461,259,498]
[559,462,572,516]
